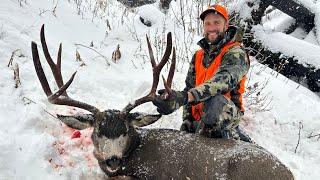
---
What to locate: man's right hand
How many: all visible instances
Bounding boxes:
[152,89,188,115]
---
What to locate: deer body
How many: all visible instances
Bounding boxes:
[103,129,292,179]
[31,25,294,180]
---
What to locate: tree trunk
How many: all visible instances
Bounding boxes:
[245,40,320,93]
[247,0,269,25]
[247,0,314,32]
[116,0,156,8]
[241,0,319,94]
[117,0,173,9]
[265,0,314,32]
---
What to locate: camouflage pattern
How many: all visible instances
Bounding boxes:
[197,95,242,139]
[181,26,250,140]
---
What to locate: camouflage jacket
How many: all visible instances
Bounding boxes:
[181,26,250,122]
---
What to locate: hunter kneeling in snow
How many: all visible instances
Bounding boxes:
[153,4,251,142]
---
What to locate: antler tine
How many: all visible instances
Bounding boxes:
[48,72,77,102]
[161,75,172,96]
[146,34,156,68]
[31,25,100,114]
[150,32,172,95]
[40,24,66,96]
[57,43,62,74]
[161,46,176,99]
[122,32,172,113]
[31,42,53,97]
[166,46,176,89]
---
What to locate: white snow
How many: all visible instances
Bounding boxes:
[0,0,320,179]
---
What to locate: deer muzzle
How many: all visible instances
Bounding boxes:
[105,156,122,173]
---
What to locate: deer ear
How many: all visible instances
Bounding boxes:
[57,114,95,130]
[129,112,162,127]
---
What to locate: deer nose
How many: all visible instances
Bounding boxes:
[105,156,122,170]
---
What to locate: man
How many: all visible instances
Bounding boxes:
[153,4,250,141]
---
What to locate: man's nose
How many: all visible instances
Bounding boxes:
[205,25,218,32]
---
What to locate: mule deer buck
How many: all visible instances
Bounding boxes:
[31,25,294,179]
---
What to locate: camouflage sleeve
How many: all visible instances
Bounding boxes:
[189,46,249,103]
[182,54,196,121]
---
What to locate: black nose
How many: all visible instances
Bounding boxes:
[106,156,122,170]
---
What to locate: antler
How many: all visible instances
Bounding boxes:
[162,47,176,98]
[31,24,99,114]
[122,32,176,113]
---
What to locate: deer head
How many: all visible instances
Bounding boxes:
[31,25,176,175]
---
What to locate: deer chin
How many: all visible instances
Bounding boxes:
[106,165,121,173]
[104,156,124,174]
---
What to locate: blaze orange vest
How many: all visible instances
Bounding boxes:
[191,42,247,121]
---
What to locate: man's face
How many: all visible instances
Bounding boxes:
[203,12,228,44]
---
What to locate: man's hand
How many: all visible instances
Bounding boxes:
[152,89,188,115]
[180,119,196,133]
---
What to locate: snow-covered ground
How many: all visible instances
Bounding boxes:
[0,0,320,179]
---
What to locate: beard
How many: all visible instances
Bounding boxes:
[205,30,225,45]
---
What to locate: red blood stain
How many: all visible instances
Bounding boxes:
[71,130,81,139]
[48,109,98,170]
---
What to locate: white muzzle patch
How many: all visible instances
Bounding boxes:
[95,134,129,160]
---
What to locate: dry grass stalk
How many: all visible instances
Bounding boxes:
[7,49,20,67]
[112,44,121,63]
[13,63,21,88]
[76,49,86,66]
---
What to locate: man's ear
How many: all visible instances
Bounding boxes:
[128,112,162,127]
[57,114,95,130]
[224,21,229,31]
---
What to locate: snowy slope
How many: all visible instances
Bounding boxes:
[0,0,320,179]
